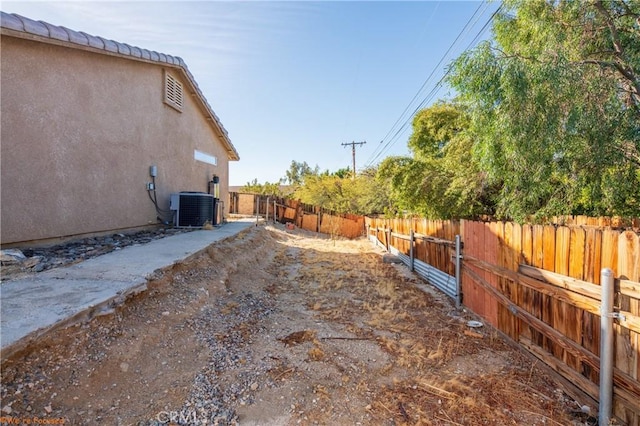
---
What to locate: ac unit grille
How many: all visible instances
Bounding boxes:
[170,192,215,227]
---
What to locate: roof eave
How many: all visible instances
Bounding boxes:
[0,12,240,162]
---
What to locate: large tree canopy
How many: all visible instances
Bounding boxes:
[377,102,497,218]
[448,0,640,220]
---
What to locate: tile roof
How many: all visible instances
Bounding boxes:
[0,11,239,161]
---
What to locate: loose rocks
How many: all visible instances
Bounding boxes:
[1,227,195,282]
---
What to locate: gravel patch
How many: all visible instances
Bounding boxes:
[1,227,196,282]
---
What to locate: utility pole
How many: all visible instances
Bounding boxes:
[341,141,366,180]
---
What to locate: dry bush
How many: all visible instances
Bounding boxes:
[279,330,317,346]
[308,346,325,361]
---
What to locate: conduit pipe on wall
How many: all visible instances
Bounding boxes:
[599,267,614,426]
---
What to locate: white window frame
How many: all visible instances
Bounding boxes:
[194,149,217,166]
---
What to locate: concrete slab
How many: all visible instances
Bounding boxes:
[0,219,255,358]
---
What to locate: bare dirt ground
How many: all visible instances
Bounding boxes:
[1,224,587,425]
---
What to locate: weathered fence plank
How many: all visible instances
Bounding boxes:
[363,214,640,423]
[368,216,640,423]
[619,230,640,417]
[229,193,364,239]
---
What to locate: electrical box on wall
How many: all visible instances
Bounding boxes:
[170,192,217,227]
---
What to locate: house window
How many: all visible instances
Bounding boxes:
[194,149,217,166]
[164,71,184,112]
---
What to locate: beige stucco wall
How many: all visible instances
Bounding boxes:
[1,36,233,245]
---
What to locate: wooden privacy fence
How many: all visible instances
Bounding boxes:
[228,192,364,239]
[366,217,461,299]
[365,216,640,424]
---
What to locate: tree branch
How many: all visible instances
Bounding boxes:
[580,59,640,105]
[593,1,624,55]
[613,141,640,168]
[491,47,540,63]
[618,0,639,18]
[590,1,640,108]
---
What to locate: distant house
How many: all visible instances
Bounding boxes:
[0,12,239,245]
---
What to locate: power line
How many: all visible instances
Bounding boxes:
[364,1,501,169]
[368,2,502,167]
[376,2,487,148]
[340,5,440,164]
[364,1,488,167]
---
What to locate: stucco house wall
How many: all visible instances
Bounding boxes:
[0,13,239,245]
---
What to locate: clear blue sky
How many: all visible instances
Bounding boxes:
[3,1,499,186]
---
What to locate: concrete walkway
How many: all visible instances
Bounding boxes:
[0,219,255,358]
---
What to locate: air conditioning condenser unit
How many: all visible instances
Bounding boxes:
[170,192,216,227]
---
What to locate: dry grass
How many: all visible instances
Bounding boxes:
[307,346,325,361]
[279,330,317,347]
[273,229,577,425]
[367,370,573,425]
[220,301,238,314]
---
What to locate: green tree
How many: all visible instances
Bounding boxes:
[377,102,497,218]
[448,0,640,220]
[240,178,283,196]
[294,167,389,215]
[328,167,352,179]
[409,103,462,159]
[284,161,319,186]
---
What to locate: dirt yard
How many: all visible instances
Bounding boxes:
[1,223,586,425]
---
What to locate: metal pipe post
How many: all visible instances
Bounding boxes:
[455,235,462,309]
[599,267,614,426]
[409,229,415,272]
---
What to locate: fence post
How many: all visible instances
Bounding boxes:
[386,228,391,251]
[273,199,277,223]
[255,195,259,225]
[599,267,614,426]
[409,229,415,272]
[455,235,462,309]
[266,197,270,222]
